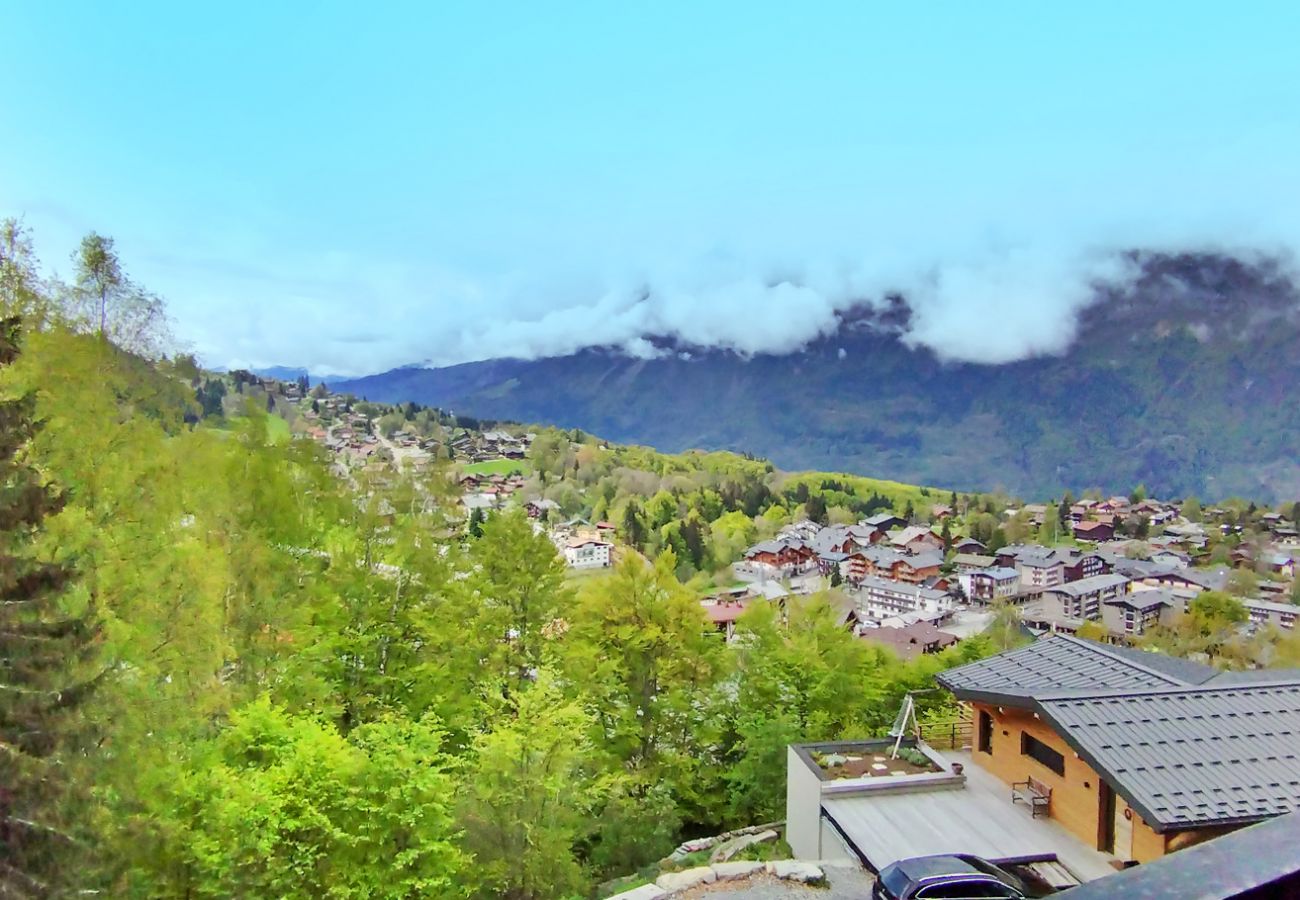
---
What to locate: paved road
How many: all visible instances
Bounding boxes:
[680,865,875,899]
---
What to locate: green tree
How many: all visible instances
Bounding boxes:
[725,597,894,820]
[805,493,828,525]
[468,510,569,694]
[558,553,726,824]
[458,680,612,900]
[621,499,646,550]
[0,219,54,326]
[984,601,1027,652]
[468,505,485,537]
[146,698,468,899]
[0,318,94,897]
[70,232,170,356]
[1225,568,1259,598]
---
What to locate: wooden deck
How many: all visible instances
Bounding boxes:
[822,751,1120,885]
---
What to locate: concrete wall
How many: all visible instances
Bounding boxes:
[786,746,825,860]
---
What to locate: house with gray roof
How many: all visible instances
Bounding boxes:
[935,635,1300,865]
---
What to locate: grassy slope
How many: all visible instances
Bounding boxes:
[463,458,531,475]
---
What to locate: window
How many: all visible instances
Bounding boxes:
[1020,732,1065,775]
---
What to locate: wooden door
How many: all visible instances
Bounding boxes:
[1113,796,1134,859]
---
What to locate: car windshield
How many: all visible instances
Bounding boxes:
[963,857,1030,892]
[881,865,916,897]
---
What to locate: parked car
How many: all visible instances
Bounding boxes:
[872,854,1036,899]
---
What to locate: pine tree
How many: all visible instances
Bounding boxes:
[0,318,94,897]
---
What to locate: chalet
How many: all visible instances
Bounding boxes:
[563,538,613,569]
[891,525,944,554]
[780,520,822,542]
[1150,548,1192,569]
[930,504,954,520]
[861,513,907,531]
[858,622,958,660]
[952,552,996,573]
[937,636,1300,864]
[889,549,944,584]
[846,523,886,546]
[703,599,749,641]
[1073,520,1115,543]
[524,498,560,518]
[810,525,859,557]
[852,574,952,622]
[950,536,987,555]
[1020,503,1049,525]
[1273,527,1300,545]
[958,566,1020,603]
[1061,550,1109,582]
[1264,551,1297,577]
[843,545,906,584]
[742,537,816,576]
[817,550,849,577]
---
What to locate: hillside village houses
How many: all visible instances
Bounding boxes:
[727,494,1300,653]
[259,374,1300,637]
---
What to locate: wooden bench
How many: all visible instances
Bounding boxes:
[1011,776,1052,818]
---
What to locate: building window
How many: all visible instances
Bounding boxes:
[1021,732,1065,775]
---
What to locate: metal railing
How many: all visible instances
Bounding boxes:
[916,718,973,751]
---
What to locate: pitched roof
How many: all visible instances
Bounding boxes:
[1060,810,1300,900]
[810,526,851,554]
[1041,573,1130,598]
[892,526,939,546]
[1095,640,1220,685]
[935,635,1200,703]
[952,553,996,567]
[863,513,904,528]
[1038,683,1300,830]
[703,600,749,624]
[937,635,1300,831]
[898,550,944,570]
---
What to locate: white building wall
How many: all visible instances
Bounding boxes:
[786,747,825,860]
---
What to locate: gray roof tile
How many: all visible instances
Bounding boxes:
[1040,683,1300,829]
[936,635,1188,701]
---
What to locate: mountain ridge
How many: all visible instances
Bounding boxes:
[333,251,1300,502]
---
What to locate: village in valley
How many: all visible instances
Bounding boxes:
[230,370,1300,673]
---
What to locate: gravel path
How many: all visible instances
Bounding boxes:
[678,864,876,899]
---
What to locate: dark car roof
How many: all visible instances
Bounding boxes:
[891,854,983,881]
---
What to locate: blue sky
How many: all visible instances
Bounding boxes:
[3,2,1299,372]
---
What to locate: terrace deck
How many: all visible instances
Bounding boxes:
[822,751,1119,885]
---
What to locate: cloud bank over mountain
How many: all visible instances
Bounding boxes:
[197,233,1295,377]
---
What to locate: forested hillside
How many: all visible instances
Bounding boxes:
[336,252,1300,503]
[0,221,992,898]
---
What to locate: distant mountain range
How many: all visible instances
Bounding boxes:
[330,252,1300,502]
[248,366,341,386]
